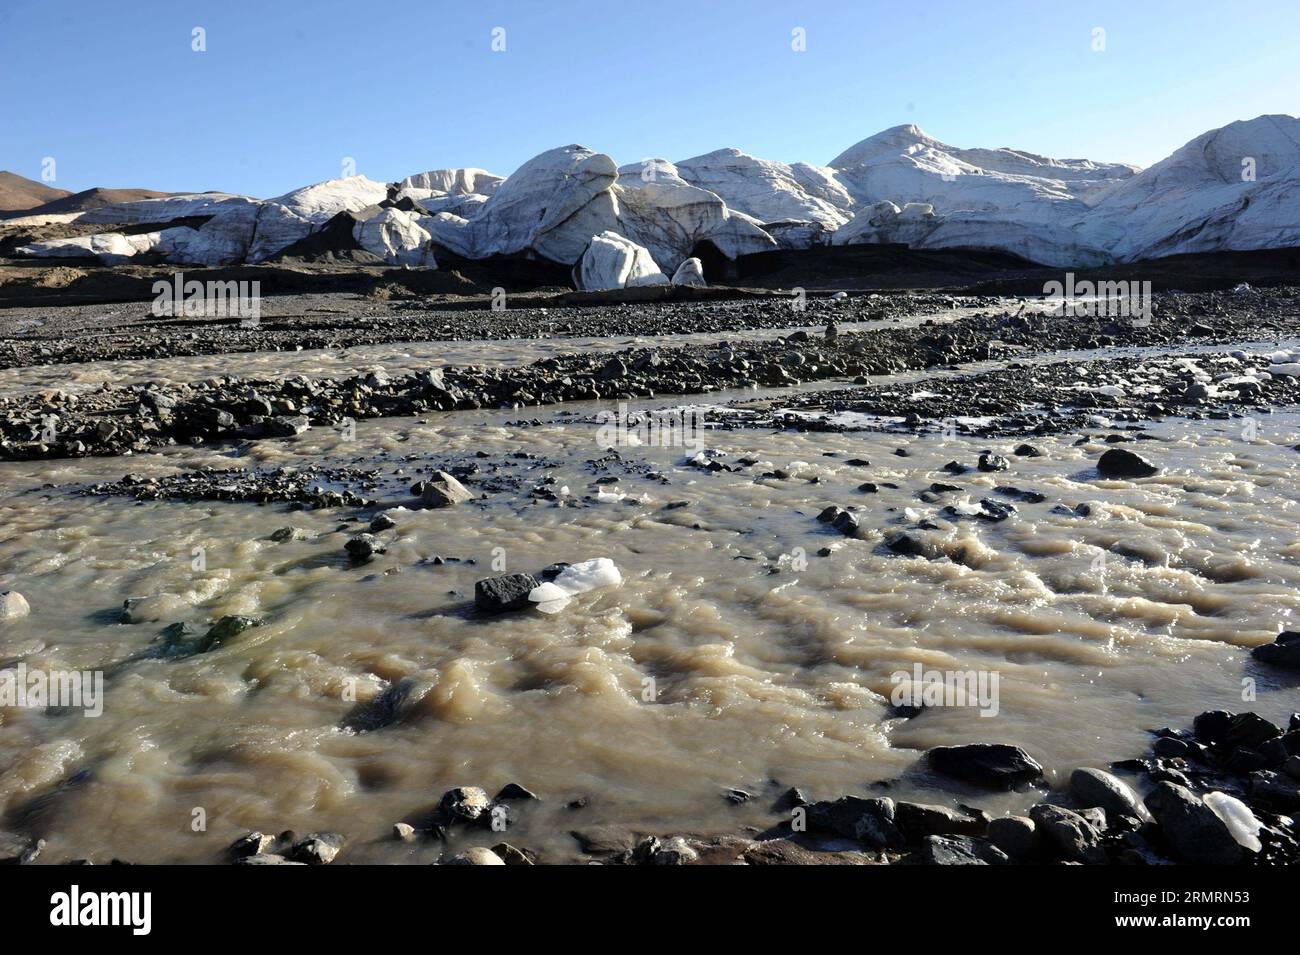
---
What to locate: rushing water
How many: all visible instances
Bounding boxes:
[1,355,1299,863]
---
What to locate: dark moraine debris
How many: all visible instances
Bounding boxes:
[1251,630,1300,668]
[1096,447,1159,478]
[927,744,1045,789]
[474,573,540,613]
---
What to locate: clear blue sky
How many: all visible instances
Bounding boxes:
[2,0,1297,198]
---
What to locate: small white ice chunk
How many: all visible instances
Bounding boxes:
[553,558,623,593]
[527,558,622,614]
[1203,791,1262,853]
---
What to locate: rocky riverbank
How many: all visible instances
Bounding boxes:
[4,287,1299,462]
[11,707,1293,865]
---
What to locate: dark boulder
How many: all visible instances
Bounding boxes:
[900,835,1009,865]
[1143,783,1241,864]
[1251,631,1300,668]
[474,573,540,613]
[927,743,1044,789]
[1097,447,1158,478]
[805,795,904,850]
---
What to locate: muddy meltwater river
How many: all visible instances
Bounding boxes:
[1,338,1298,863]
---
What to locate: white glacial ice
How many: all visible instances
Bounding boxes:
[14,114,1300,272]
[573,231,668,290]
[1202,791,1263,853]
[527,558,623,614]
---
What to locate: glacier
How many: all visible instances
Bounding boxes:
[14,114,1300,279]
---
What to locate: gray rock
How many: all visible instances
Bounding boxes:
[442,846,505,865]
[393,823,416,842]
[0,830,43,864]
[0,591,30,621]
[420,470,474,508]
[474,573,540,613]
[927,743,1045,789]
[438,786,492,822]
[289,831,346,865]
[1078,806,1108,832]
[977,452,1009,472]
[197,614,264,653]
[1283,755,1300,781]
[1097,447,1159,478]
[1152,736,1190,758]
[1029,803,1106,863]
[987,815,1038,858]
[901,835,1009,865]
[571,825,642,855]
[631,835,699,865]
[494,782,539,802]
[894,801,986,840]
[831,510,860,536]
[1143,782,1242,864]
[490,842,534,865]
[229,831,274,858]
[1070,767,1144,819]
[345,533,385,562]
[264,415,311,437]
[805,795,905,850]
